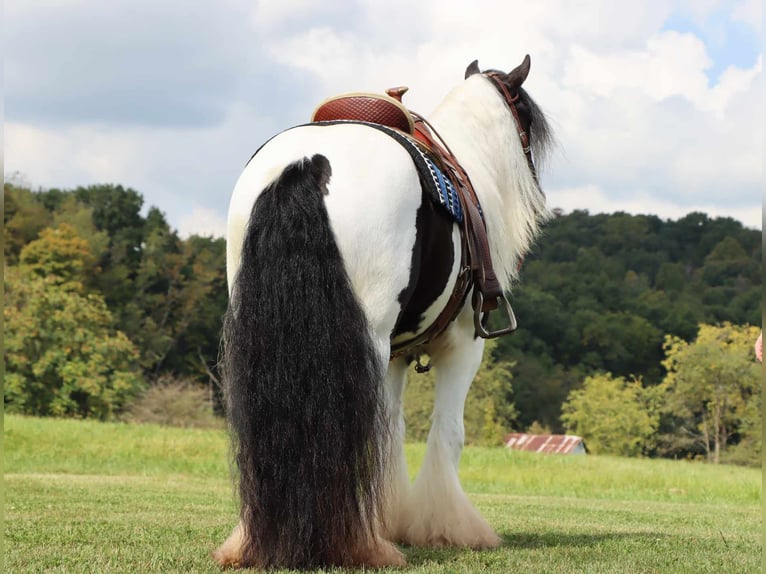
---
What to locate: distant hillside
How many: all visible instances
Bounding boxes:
[490,209,761,432]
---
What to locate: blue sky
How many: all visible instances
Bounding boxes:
[663,6,760,80]
[4,0,762,235]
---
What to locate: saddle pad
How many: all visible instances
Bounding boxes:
[416,149,463,222]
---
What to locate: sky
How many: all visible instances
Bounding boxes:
[4,0,763,237]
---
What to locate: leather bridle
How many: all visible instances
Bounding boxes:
[485,72,538,183]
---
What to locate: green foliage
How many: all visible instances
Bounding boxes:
[4,181,762,462]
[50,195,111,277]
[5,183,228,388]
[128,213,227,375]
[19,223,97,288]
[561,373,659,456]
[3,183,53,263]
[404,339,517,445]
[526,420,552,434]
[496,208,760,436]
[4,267,144,419]
[659,323,761,464]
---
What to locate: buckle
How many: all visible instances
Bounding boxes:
[473,290,518,339]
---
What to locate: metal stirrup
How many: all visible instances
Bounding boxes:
[473,290,518,339]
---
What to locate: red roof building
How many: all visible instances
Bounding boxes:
[503,433,587,455]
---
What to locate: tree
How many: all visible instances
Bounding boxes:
[4,266,144,420]
[561,373,659,457]
[495,210,760,434]
[660,323,761,464]
[72,184,147,314]
[19,224,98,288]
[701,237,758,287]
[579,311,663,380]
[3,184,52,263]
[50,195,111,276]
[128,210,227,378]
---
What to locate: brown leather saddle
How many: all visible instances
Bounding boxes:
[311,87,517,360]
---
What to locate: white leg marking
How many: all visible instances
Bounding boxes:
[382,358,413,541]
[212,521,244,568]
[404,315,501,549]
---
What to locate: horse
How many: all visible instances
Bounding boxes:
[214,55,552,570]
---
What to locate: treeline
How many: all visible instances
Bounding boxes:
[4,183,227,419]
[490,209,761,432]
[4,183,761,463]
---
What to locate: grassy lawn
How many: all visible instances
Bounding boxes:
[3,415,762,573]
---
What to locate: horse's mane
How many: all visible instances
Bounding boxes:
[517,86,554,171]
[480,66,554,171]
[430,71,554,289]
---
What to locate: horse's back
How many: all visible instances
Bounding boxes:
[228,122,423,331]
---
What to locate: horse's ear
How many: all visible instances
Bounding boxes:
[506,54,531,90]
[465,60,480,79]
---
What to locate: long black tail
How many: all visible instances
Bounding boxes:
[222,154,387,568]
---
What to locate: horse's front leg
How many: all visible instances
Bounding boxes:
[402,312,502,549]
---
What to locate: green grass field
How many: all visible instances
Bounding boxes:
[4,415,762,573]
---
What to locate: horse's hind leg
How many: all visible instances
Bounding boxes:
[345,337,407,568]
[212,522,244,568]
[402,318,501,549]
[212,342,408,570]
[381,357,413,542]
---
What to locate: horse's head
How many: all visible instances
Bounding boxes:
[464,56,552,184]
[428,55,552,286]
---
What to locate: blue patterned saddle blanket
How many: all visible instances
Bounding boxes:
[408,140,464,223]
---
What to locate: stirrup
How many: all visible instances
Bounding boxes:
[473,290,518,339]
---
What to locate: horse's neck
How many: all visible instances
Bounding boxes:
[428,77,546,288]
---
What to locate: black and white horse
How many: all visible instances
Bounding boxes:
[215,56,552,569]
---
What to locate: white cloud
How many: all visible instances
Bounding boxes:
[249,0,324,28]
[560,30,761,115]
[549,184,761,229]
[178,207,227,239]
[4,0,762,233]
[5,123,140,185]
[5,103,280,228]
[731,0,762,31]
[6,0,252,128]
[562,31,711,102]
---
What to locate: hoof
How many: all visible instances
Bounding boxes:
[401,492,502,549]
[213,523,244,569]
[351,537,407,568]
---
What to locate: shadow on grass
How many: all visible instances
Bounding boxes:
[403,545,468,566]
[402,531,670,566]
[501,531,669,549]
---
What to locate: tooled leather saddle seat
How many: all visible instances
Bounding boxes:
[312,89,417,135]
[310,87,517,359]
